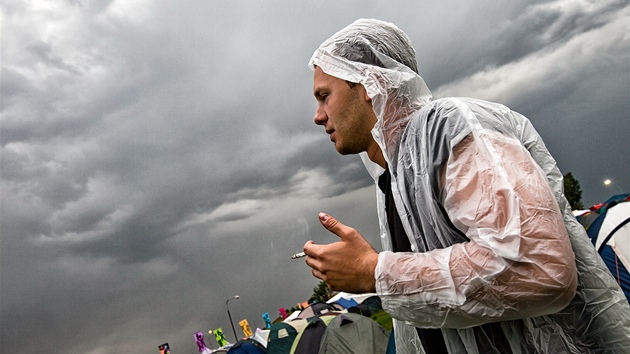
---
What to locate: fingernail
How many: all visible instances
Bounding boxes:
[319,213,329,222]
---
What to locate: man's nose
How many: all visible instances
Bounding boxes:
[313,105,326,125]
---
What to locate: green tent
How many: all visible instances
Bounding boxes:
[290,314,338,354]
[266,319,307,354]
[318,313,389,354]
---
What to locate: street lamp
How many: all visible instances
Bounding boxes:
[604,179,623,194]
[226,295,240,343]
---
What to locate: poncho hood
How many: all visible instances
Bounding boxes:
[309,19,433,177]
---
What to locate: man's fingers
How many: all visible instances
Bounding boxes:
[318,212,336,229]
[318,212,352,239]
[303,240,316,250]
[303,240,322,259]
[310,268,337,291]
[319,212,367,245]
[311,268,323,281]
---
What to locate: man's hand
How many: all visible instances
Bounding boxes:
[303,212,378,293]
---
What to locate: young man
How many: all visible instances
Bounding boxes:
[303,19,630,353]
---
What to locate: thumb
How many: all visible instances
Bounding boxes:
[318,212,353,240]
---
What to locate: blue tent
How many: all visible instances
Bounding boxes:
[586,200,630,302]
[334,297,358,309]
[331,297,358,310]
[600,245,630,301]
[227,339,266,354]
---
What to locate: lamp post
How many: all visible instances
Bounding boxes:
[226,295,240,343]
[604,179,623,194]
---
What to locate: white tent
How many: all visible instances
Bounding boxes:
[593,201,630,271]
[326,292,376,305]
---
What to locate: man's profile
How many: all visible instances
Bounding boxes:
[303,18,630,353]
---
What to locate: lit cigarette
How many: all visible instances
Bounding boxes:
[291,252,306,259]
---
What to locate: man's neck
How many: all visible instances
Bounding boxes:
[366,144,386,168]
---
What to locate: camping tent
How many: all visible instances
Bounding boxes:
[586,200,630,302]
[295,302,338,320]
[326,292,377,306]
[289,314,338,354]
[574,209,600,230]
[251,328,270,348]
[346,295,382,317]
[266,319,307,354]
[226,339,266,354]
[329,297,358,310]
[592,193,630,212]
[317,313,390,354]
[574,193,629,229]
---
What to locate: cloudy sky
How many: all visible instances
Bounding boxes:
[1,0,628,353]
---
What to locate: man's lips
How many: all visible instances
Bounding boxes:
[326,129,335,142]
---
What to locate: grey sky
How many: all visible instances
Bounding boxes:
[1,1,629,353]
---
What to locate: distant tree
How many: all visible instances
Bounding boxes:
[564,172,584,210]
[309,280,333,303]
[287,306,298,315]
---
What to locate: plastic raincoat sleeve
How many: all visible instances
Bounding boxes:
[375,133,578,329]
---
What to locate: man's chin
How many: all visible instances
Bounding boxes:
[335,144,361,155]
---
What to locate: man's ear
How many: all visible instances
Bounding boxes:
[358,84,372,103]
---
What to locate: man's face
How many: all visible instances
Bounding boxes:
[312,66,376,155]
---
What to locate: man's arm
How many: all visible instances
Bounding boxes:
[376,133,577,328]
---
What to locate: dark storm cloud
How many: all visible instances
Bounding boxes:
[410,0,629,86]
[432,4,629,205]
[1,0,628,353]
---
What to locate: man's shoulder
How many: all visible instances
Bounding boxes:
[429,96,505,110]
[409,97,478,126]
[403,98,474,142]
[416,97,520,127]
[408,96,531,145]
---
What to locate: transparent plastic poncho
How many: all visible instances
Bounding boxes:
[309,19,630,354]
